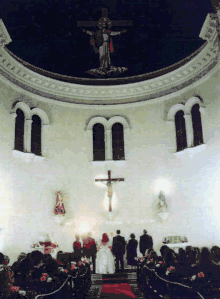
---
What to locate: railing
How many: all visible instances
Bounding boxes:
[136,262,216,299]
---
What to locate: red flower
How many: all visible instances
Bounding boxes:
[150,259,153,262]
[64,269,68,273]
[40,273,49,281]
[168,266,175,271]
[159,261,163,264]
[198,272,205,278]
[78,262,82,266]
[83,260,86,264]
[9,285,19,292]
[148,254,150,258]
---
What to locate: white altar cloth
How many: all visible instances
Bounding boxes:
[165,242,191,253]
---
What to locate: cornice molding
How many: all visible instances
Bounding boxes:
[0,15,219,105]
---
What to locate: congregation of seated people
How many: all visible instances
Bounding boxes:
[0,250,91,298]
[136,245,220,298]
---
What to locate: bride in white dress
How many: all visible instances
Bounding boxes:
[96,233,115,274]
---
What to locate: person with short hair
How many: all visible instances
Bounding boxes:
[139,230,153,257]
[73,235,82,261]
[112,230,126,272]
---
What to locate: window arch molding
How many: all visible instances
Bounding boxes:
[185,97,205,115]
[167,104,185,122]
[167,97,205,153]
[30,108,49,125]
[11,102,49,157]
[85,116,130,162]
[12,102,31,120]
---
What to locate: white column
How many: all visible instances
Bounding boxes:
[41,124,49,157]
[25,119,33,153]
[11,112,17,150]
[123,128,129,160]
[183,114,193,148]
[105,129,112,161]
[166,121,177,150]
[87,130,93,162]
[199,107,205,143]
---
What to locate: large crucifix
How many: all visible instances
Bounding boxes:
[95,170,124,212]
[77,8,133,75]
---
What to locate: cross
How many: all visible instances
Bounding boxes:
[95,170,124,212]
[77,8,133,28]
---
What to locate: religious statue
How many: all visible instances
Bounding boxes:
[82,17,127,72]
[157,191,168,213]
[54,191,66,216]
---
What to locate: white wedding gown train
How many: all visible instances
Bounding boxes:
[96,245,115,274]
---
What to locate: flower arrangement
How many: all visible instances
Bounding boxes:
[9,285,20,292]
[40,273,49,282]
[165,266,175,276]
[182,236,188,243]
[191,272,205,281]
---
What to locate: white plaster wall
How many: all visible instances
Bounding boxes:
[0,68,220,264]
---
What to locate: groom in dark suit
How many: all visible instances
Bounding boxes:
[112,230,126,272]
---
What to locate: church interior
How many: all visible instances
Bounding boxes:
[0,0,220,298]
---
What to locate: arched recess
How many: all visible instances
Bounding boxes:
[185,97,205,147]
[11,102,31,152]
[30,108,50,156]
[167,97,205,153]
[85,116,130,162]
[11,102,49,156]
[86,117,108,161]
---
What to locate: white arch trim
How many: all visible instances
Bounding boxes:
[86,117,108,130]
[86,116,130,131]
[185,97,205,114]
[107,116,130,130]
[30,108,49,125]
[167,104,185,122]
[12,102,31,119]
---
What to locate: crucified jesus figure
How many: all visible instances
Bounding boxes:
[82,18,127,71]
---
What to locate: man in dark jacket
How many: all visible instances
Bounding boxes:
[112,230,126,272]
[139,230,153,256]
[85,232,97,274]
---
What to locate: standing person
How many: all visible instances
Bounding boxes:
[73,235,82,261]
[139,230,153,257]
[96,233,115,274]
[126,234,138,268]
[86,232,97,274]
[112,230,126,273]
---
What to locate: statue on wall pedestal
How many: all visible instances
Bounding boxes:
[54,191,66,216]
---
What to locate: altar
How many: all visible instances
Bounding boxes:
[31,242,58,259]
[165,242,191,253]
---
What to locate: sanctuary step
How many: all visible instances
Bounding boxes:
[85,271,146,299]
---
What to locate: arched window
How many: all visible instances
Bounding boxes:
[93,123,105,161]
[191,104,203,147]
[31,115,42,156]
[175,110,187,152]
[14,108,25,152]
[112,122,125,160]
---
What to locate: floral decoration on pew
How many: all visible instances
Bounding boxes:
[165,266,176,276]
[190,272,205,281]
[40,273,49,282]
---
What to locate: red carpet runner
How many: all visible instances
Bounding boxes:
[101,283,136,298]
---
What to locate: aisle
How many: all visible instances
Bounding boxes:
[85,270,145,299]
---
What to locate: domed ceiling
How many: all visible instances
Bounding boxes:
[0,0,214,79]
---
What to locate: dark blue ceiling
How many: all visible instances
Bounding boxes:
[0,0,214,78]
